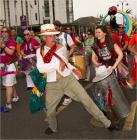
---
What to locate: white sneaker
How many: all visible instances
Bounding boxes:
[6,103,12,110]
[62,98,72,106]
[12,96,19,102]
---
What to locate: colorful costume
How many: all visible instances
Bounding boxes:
[92,41,130,119]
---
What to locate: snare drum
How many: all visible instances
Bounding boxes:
[92,66,130,119]
[70,55,86,79]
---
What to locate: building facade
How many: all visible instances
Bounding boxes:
[0,0,74,28]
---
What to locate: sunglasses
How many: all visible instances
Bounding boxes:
[24,34,29,36]
[1,30,8,33]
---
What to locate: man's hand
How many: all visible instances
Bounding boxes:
[72,69,82,79]
[60,60,66,72]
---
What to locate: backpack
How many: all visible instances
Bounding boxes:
[64,32,70,51]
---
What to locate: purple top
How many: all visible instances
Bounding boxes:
[0,38,17,64]
[6,38,16,48]
[21,38,40,55]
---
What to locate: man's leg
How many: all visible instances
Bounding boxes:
[46,81,64,132]
[65,75,111,128]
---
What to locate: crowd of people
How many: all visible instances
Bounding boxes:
[0,18,136,135]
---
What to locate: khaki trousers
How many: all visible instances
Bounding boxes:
[46,74,111,131]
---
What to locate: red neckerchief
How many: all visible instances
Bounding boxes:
[99,41,106,47]
[40,44,57,63]
[40,44,68,68]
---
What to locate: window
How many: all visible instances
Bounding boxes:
[34,0,37,5]
[35,13,37,20]
[44,0,49,17]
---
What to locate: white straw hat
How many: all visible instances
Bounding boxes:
[40,24,60,35]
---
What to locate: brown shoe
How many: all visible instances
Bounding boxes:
[45,127,56,135]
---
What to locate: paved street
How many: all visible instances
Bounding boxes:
[1,74,137,139]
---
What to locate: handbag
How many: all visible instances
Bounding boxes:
[29,68,47,93]
[29,92,44,113]
[29,68,47,113]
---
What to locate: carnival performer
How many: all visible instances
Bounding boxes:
[91,25,130,129]
[53,20,76,106]
[21,30,40,90]
[36,24,121,135]
[112,24,130,88]
[0,27,19,110]
[113,24,129,67]
[127,31,137,88]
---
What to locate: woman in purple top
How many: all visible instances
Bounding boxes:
[0,27,19,110]
[21,30,40,90]
[21,30,40,56]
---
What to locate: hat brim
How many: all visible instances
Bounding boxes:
[39,31,60,36]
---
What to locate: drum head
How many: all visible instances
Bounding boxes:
[92,70,112,82]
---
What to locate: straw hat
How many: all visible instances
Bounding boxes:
[40,24,60,35]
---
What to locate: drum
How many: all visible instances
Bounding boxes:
[92,65,112,82]
[70,55,86,79]
[92,68,130,119]
[92,70,112,82]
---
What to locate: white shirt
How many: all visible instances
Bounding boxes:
[36,45,76,82]
[56,32,74,50]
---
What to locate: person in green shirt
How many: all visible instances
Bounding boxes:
[10,28,23,58]
[30,30,41,44]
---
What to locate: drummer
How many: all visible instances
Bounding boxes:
[21,30,40,90]
[91,25,130,129]
[0,27,19,110]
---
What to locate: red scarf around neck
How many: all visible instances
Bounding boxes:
[40,44,57,63]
